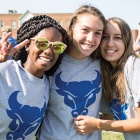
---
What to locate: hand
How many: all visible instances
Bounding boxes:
[0,32,29,62]
[74,115,99,135]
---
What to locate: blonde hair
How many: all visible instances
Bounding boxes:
[1,26,12,33]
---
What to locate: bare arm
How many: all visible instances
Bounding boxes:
[74,103,140,134]
[98,105,140,133]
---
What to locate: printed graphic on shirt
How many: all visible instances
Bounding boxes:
[6,91,46,140]
[55,70,101,118]
[110,99,129,120]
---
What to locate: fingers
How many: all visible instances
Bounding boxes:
[9,39,29,55]
[0,33,29,62]
[76,120,80,126]
[74,120,87,134]
[74,120,84,129]
[0,39,29,62]
[1,42,13,55]
[74,116,93,135]
[0,42,13,62]
[0,32,12,46]
[77,131,87,135]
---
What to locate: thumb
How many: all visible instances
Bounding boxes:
[76,115,86,121]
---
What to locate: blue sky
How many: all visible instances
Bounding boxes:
[0,0,139,29]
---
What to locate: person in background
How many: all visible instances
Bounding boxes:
[1,26,17,59]
[74,17,140,140]
[1,25,17,47]
[133,23,140,53]
[0,15,69,140]
[37,4,106,140]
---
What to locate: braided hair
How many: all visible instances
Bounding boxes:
[12,15,69,76]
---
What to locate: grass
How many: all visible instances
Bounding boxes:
[102,131,124,140]
[33,131,124,140]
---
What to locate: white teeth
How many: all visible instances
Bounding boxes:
[82,44,93,48]
[106,50,116,53]
[40,57,50,62]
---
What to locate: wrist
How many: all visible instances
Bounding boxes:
[96,119,102,130]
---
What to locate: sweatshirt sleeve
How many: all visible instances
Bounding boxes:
[125,56,140,108]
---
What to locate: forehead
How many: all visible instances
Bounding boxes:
[105,21,121,34]
[76,13,104,30]
[36,27,62,41]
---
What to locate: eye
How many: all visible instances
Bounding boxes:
[114,36,121,40]
[102,35,108,39]
[81,28,89,33]
[95,31,102,36]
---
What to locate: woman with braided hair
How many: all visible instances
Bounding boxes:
[0,15,68,140]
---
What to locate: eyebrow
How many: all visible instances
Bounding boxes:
[103,32,121,36]
[82,25,103,32]
[115,34,121,36]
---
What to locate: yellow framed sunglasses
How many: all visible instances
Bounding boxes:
[31,37,67,54]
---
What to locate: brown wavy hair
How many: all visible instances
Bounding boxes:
[101,17,137,103]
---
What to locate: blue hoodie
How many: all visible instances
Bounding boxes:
[7,36,17,47]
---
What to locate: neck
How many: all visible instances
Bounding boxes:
[23,62,44,79]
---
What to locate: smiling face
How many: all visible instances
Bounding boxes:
[100,20,125,68]
[24,27,62,78]
[69,13,104,59]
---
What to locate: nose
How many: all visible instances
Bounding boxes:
[106,38,114,47]
[86,32,94,42]
[43,44,53,55]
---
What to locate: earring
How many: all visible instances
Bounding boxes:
[25,45,29,55]
[26,48,29,51]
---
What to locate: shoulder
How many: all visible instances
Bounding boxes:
[125,55,140,67]
[0,60,17,71]
[124,55,140,76]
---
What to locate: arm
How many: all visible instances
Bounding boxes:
[74,103,140,134]
[98,105,140,133]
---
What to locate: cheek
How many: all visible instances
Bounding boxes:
[28,44,39,54]
[122,46,125,55]
[96,38,102,47]
[53,54,59,65]
[118,42,125,56]
[73,30,85,41]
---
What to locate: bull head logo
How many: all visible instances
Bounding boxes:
[6,91,46,140]
[55,70,101,118]
[110,99,128,120]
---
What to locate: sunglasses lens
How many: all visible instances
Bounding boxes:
[53,42,65,54]
[35,38,49,50]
